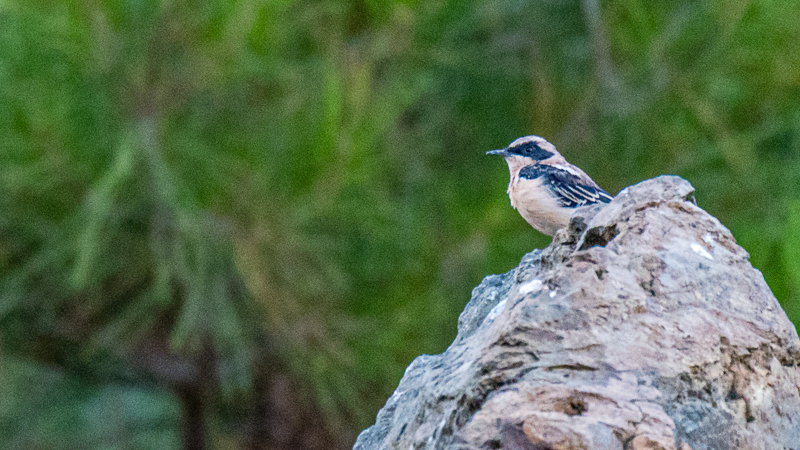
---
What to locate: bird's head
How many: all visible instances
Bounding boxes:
[486,135,563,175]
[485,135,559,161]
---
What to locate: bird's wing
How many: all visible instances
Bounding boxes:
[519,164,613,208]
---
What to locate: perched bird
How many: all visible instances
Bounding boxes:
[486,135,613,236]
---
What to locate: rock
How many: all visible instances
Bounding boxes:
[353,176,800,450]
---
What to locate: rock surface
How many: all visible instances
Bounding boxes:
[353,176,800,450]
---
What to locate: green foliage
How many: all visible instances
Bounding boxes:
[0,0,798,448]
[0,357,180,450]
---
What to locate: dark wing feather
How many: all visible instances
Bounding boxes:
[519,164,613,208]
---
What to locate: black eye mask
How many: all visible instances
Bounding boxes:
[508,141,553,160]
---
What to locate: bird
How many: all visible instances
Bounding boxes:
[486,135,613,236]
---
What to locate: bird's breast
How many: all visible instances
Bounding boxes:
[508,176,572,235]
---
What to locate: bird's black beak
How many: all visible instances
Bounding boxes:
[485,148,508,156]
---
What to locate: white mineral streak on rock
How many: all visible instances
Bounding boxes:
[518,279,542,295]
[691,242,714,260]
[483,299,506,323]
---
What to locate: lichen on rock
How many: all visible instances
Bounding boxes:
[354,176,800,450]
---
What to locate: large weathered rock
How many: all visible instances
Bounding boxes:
[354,176,800,450]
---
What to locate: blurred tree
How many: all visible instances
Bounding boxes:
[0,0,798,449]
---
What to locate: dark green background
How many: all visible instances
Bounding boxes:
[1,1,799,449]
